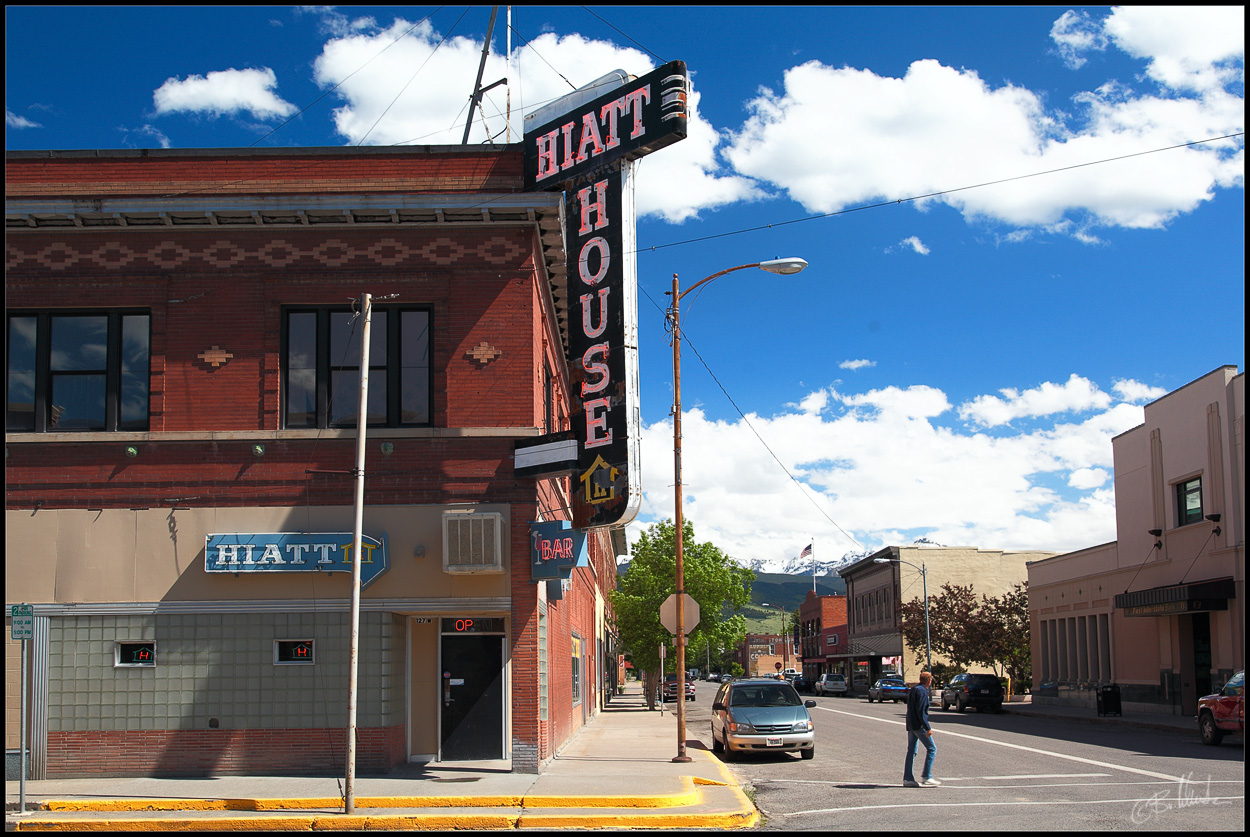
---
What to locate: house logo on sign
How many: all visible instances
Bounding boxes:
[579,455,618,505]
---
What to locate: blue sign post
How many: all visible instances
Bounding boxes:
[205,533,389,589]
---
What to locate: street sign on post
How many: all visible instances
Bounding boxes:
[660,594,699,636]
[11,604,33,640]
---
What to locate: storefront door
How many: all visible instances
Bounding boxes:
[440,631,505,760]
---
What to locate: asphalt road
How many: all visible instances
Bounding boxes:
[679,679,1245,831]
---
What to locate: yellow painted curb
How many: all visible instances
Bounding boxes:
[522,775,700,808]
[10,813,520,831]
[40,795,524,812]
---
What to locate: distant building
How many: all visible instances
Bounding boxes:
[839,546,1055,689]
[797,590,847,681]
[736,633,791,677]
[1028,366,1244,715]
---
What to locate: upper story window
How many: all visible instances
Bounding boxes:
[282,306,430,429]
[1175,476,1203,527]
[7,311,150,432]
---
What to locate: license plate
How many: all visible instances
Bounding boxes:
[979,689,989,694]
[766,737,783,747]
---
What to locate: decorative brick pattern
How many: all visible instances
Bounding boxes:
[6,235,527,273]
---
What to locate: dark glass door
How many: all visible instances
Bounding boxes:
[440,634,504,760]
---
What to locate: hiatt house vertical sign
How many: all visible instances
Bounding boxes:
[522,60,689,529]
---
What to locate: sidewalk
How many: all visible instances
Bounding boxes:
[5,681,758,831]
[997,694,1197,735]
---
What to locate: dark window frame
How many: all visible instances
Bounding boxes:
[1175,476,1204,527]
[6,310,151,433]
[280,305,432,429]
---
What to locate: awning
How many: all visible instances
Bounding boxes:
[1114,577,1235,617]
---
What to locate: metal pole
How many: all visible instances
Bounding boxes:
[671,272,691,763]
[19,635,27,815]
[344,293,372,814]
[922,563,932,674]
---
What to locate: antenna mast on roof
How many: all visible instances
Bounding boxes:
[463,6,508,145]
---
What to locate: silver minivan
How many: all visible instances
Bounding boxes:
[815,673,848,697]
[711,678,817,760]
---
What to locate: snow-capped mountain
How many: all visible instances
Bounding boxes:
[744,548,871,577]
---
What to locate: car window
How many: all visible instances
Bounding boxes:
[730,684,801,707]
[1225,672,1243,693]
[967,675,999,687]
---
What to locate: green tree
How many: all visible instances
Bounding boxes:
[979,583,1031,689]
[611,519,753,708]
[899,582,982,673]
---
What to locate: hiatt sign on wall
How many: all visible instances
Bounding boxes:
[522,60,688,530]
[205,532,389,589]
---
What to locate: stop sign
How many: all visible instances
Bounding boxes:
[659,593,699,635]
[774,661,783,671]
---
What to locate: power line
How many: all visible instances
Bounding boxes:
[634,132,1246,256]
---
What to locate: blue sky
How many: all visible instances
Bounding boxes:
[6,6,1245,569]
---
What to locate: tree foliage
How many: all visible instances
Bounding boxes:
[610,519,753,708]
[899,581,1031,685]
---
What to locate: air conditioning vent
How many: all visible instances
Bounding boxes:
[443,513,504,574]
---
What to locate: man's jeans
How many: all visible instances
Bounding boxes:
[904,729,936,781]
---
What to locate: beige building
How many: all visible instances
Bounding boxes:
[840,545,1053,689]
[1028,366,1244,715]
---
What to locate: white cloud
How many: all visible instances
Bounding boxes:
[720,7,1244,237]
[153,68,297,120]
[839,359,875,371]
[119,124,171,149]
[1068,467,1109,489]
[1104,6,1245,94]
[6,110,40,129]
[630,377,1146,568]
[1112,378,1168,403]
[311,21,758,221]
[900,235,930,255]
[957,374,1113,427]
[1050,9,1108,70]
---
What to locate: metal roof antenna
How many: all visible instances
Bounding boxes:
[463,6,508,145]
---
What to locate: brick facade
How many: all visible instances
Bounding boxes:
[5,146,617,778]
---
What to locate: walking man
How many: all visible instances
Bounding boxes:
[903,671,939,787]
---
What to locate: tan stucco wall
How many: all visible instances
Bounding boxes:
[4,503,510,605]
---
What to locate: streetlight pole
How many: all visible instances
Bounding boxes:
[668,258,808,763]
[874,557,930,674]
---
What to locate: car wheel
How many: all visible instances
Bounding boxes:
[940,699,949,711]
[711,726,724,753]
[722,732,736,761]
[956,697,966,713]
[894,699,901,704]
[801,746,815,760]
[1199,713,1225,746]
[867,695,874,703]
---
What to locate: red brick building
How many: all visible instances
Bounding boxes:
[798,591,848,682]
[4,145,622,777]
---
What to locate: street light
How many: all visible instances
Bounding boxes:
[761,601,791,672]
[668,257,808,763]
[874,556,931,675]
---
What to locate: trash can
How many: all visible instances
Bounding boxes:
[1096,684,1121,717]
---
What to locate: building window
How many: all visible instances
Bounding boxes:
[282,306,430,429]
[538,605,549,721]
[7,311,150,432]
[274,639,315,665]
[1175,477,1203,526]
[115,641,156,668]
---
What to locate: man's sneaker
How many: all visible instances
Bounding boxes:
[903,779,920,788]
[920,777,941,786]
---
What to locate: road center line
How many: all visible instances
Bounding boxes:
[811,706,1185,782]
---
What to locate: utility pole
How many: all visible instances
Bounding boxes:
[344,293,372,815]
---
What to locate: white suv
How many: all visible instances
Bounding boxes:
[815,673,848,697]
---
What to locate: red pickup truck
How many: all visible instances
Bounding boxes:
[1197,670,1243,745]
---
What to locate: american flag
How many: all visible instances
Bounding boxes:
[799,544,812,559]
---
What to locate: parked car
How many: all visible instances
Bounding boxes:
[663,673,696,702]
[720,673,735,684]
[792,674,810,693]
[940,673,1004,712]
[1197,670,1244,746]
[867,677,909,703]
[814,673,848,697]
[710,677,817,760]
